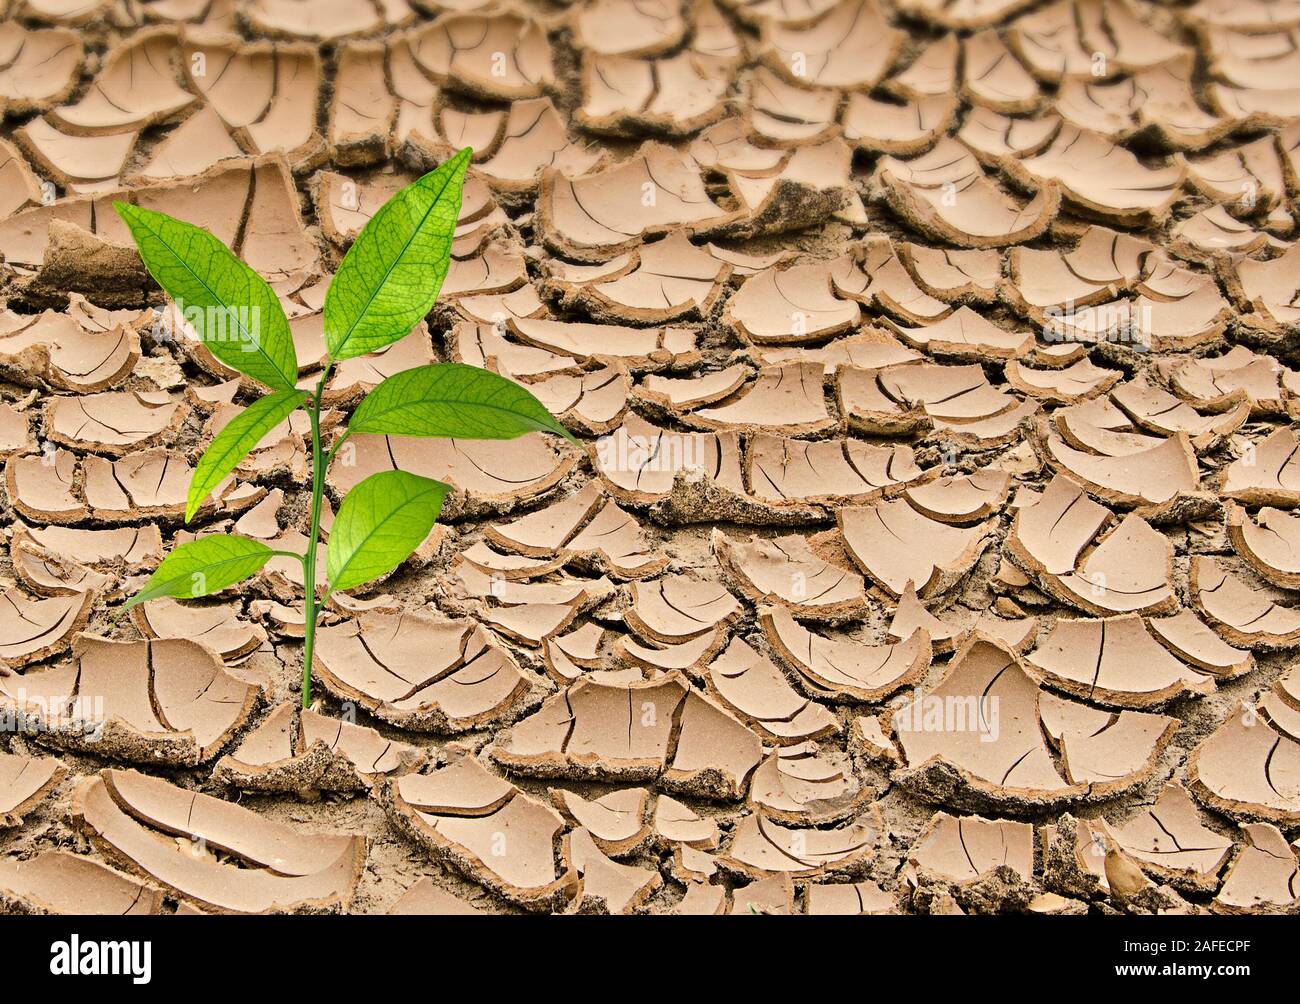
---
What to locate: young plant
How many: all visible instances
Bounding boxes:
[116,148,574,708]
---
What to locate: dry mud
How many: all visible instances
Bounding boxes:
[0,0,1298,916]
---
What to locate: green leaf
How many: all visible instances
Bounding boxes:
[114,202,297,391]
[326,471,448,593]
[121,536,275,612]
[347,363,577,444]
[324,148,472,361]
[187,389,306,522]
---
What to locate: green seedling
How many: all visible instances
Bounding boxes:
[115,148,575,708]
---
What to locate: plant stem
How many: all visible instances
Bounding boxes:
[300,364,333,709]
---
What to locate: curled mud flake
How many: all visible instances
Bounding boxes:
[892,633,1165,812]
[45,389,186,456]
[684,362,834,436]
[551,787,650,857]
[896,243,1000,304]
[1008,0,1187,83]
[616,628,726,675]
[538,141,738,261]
[1049,700,1178,797]
[714,530,867,621]
[961,29,1038,114]
[1003,125,1185,226]
[1170,346,1289,417]
[671,881,726,914]
[1201,20,1300,92]
[958,106,1061,166]
[1006,225,1149,313]
[1188,135,1286,213]
[577,48,733,138]
[1227,503,1300,589]
[808,879,898,914]
[0,309,139,393]
[555,232,728,325]
[563,826,662,914]
[876,138,1059,249]
[1040,513,1176,618]
[3,635,260,765]
[843,93,956,156]
[748,742,872,825]
[0,851,164,915]
[746,66,839,145]
[476,97,608,193]
[1110,382,1241,447]
[0,751,64,829]
[1052,403,1169,458]
[887,31,958,98]
[1005,358,1121,405]
[886,306,1035,362]
[131,597,267,663]
[652,793,719,849]
[50,28,193,134]
[323,322,435,407]
[0,588,93,669]
[329,42,396,167]
[637,364,749,414]
[887,581,959,651]
[1188,702,1300,825]
[727,872,794,913]
[83,448,264,523]
[626,573,741,643]
[492,671,761,799]
[1097,783,1234,893]
[244,0,406,40]
[726,260,860,346]
[4,446,83,525]
[839,498,991,599]
[330,432,575,517]
[73,768,365,914]
[504,315,699,370]
[1226,244,1300,332]
[718,808,881,880]
[1027,614,1213,708]
[131,105,244,183]
[903,469,1010,524]
[759,0,901,89]
[703,636,839,744]
[759,608,935,702]
[183,41,324,170]
[1221,427,1300,506]
[1184,0,1300,30]
[313,610,533,732]
[1057,56,1233,150]
[214,704,427,793]
[1190,556,1300,649]
[15,117,136,192]
[408,10,555,100]
[0,138,43,220]
[1146,610,1253,679]
[748,435,931,511]
[0,22,82,115]
[525,363,630,437]
[907,811,1034,886]
[1039,430,1201,512]
[386,878,484,916]
[1213,823,1300,915]
[894,0,1035,30]
[849,238,956,324]
[1172,206,1274,262]
[387,756,578,911]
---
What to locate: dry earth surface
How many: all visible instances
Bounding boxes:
[0,0,1298,916]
